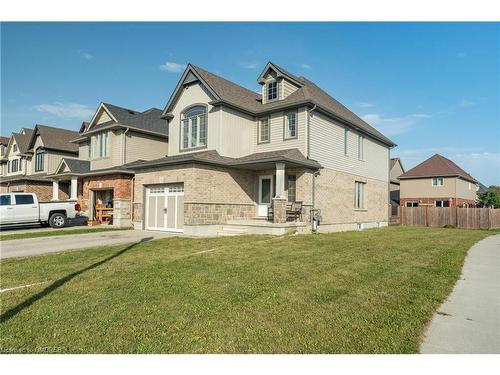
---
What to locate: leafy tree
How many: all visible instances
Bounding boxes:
[479,186,500,208]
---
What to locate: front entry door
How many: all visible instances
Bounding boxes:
[258,176,273,217]
[145,184,184,232]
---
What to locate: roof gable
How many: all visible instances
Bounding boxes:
[257,62,304,87]
[26,124,79,154]
[399,154,477,183]
[87,103,118,131]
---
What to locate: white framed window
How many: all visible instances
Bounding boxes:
[267,81,278,101]
[92,132,109,159]
[358,135,364,160]
[13,144,18,153]
[432,177,444,186]
[435,200,450,207]
[284,111,297,139]
[405,201,419,207]
[35,147,45,172]
[344,128,349,155]
[181,105,207,150]
[354,181,365,209]
[258,117,270,143]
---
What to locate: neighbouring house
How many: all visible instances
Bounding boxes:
[0,136,10,175]
[389,157,404,211]
[0,125,80,201]
[126,62,395,235]
[399,154,479,208]
[49,103,168,226]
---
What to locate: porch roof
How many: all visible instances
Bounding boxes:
[128,148,322,171]
[0,173,50,183]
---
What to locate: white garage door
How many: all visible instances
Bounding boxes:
[145,183,184,232]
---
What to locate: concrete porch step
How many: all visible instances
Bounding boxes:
[217,226,250,236]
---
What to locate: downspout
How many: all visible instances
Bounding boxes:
[307,104,319,231]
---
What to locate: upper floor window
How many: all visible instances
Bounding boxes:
[35,147,45,172]
[259,117,270,143]
[11,159,20,173]
[13,144,18,153]
[92,132,109,159]
[285,111,297,139]
[344,128,349,155]
[355,181,365,209]
[181,105,207,150]
[358,135,364,160]
[267,81,278,101]
[432,177,444,186]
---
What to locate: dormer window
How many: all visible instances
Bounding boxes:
[267,81,278,101]
[13,144,18,153]
[181,105,207,150]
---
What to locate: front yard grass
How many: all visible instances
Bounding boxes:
[0,226,494,353]
[0,226,132,241]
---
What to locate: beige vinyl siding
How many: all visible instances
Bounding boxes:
[46,152,78,175]
[90,130,121,170]
[96,109,113,125]
[282,79,300,99]
[5,140,26,177]
[309,111,389,182]
[79,142,90,160]
[455,178,478,201]
[400,177,457,199]
[125,131,168,164]
[168,82,219,157]
[253,107,307,155]
[390,160,404,181]
[218,107,253,157]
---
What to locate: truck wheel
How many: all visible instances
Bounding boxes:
[49,213,67,228]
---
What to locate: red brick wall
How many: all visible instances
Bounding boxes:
[79,174,133,211]
[400,197,477,207]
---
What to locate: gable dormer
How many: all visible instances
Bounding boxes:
[258,62,303,104]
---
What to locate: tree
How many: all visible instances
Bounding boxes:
[479,186,500,208]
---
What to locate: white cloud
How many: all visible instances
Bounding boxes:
[354,102,375,108]
[460,99,475,107]
[239,62,259,69]
[33,102,94,119]
[361,113,432,136]
[78,50,93,60]
[300,63,312,70]
[159,61,186,73]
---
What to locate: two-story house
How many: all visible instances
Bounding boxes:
[49,102,168,226]
[0,125,80,201]
[128,62,395,235]
[389,157,405,207]
[399,154,478,207]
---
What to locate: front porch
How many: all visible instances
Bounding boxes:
[217,218,309,236]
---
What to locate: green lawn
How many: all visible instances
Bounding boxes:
[0,226,494,353]
[0,226,132,241]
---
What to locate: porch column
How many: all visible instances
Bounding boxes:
[70,176,78,200]
[275,162,285,198]
[52,180,59,201]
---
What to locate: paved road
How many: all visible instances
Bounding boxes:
[420,234,500,353]
[0,230,176,259]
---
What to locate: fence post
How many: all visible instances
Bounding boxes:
[424,206,428,227]
[455,206,458,228]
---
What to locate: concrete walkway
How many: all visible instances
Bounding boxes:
[0,230,176,259]
[420,234,500,353]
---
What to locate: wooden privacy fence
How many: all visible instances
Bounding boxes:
[400,207,500,229]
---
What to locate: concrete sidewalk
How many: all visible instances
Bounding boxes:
[0,230,176,259]
[420,234,500,353]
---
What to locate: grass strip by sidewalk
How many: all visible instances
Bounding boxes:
[0,226,132,241]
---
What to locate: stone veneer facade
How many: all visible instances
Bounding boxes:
[133,163,315,230]
[313,168,389,231]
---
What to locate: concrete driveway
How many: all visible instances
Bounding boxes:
[0,230,176,259]
[420,234,500,353]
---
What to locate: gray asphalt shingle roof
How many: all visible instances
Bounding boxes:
[188,63,395,147]
[32,125,79,153]
[88,104,167,136]
[12,129,34,154]
[61,158,91,174]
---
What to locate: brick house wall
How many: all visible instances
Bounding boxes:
[79,174,133,211]
[0,180,68,201]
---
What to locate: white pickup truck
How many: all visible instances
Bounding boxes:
[0,192,81,228]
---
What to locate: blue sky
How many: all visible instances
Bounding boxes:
[1,22,499,185]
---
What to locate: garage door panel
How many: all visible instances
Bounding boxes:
[167,196,176,230]
[157,196,165,228]
[176,196,184,229]
[147,196,156,229]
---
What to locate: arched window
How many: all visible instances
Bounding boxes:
[35,147,46,172]
[181,105,207,150]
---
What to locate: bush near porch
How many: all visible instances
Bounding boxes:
[0,227,495,353]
